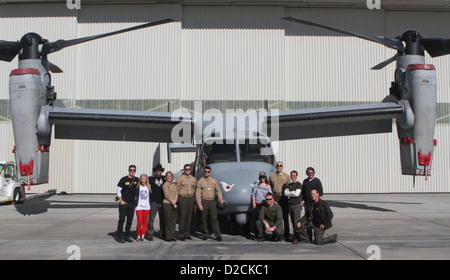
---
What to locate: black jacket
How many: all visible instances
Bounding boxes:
[299,198,333,229]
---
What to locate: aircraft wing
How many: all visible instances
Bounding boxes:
[42,105,193,143]
[42,101,405,143]
[267,102,405,141]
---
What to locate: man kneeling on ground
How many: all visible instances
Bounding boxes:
[256,193,284,241]
[296,189,337,245]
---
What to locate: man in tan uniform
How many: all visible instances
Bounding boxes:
[269,161,291,241]
[176,163,197,241]
[196,165,223,241]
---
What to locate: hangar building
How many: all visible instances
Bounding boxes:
[1,0,449,193]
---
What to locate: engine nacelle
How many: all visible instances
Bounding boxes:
[9,66,51,186]
[396,64,437,177]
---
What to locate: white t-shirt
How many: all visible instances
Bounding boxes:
[136,185,151,211]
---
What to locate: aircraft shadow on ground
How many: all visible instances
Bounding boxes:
[13,195,117,216]
[327,200,421,212]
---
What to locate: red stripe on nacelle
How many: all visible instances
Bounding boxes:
[407,64,435,70]
[10,68,40,76]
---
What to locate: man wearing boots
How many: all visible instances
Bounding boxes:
[146,163,166,241]
[116,165,139,243]
[296,189,337,245]
[256,193,284,242]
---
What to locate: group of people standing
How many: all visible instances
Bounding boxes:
[115,161,337,245]
[115,163,223,243]
[115,164,166,243]
[250,161,337,245]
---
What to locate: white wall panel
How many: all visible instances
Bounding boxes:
[276,134,392,194]
[0,124,15,162]
[181,6,285,101]
[285,8,390,102]
[71,140,194,193]
[74,4,182,100]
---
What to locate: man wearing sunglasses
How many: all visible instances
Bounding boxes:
[176,163,197,241]
[196,166,224,241]
[256,193,284,242]
[116,165,139,243]
[269,161,291,241]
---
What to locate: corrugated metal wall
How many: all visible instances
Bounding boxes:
[182,6,285,101]
[0,3,449,193]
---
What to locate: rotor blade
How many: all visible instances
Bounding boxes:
[371,53,399,70]
[421,38,450,58]
[48,61,63,73]
[0,40,22,62]
[282,16,405,53]
[41,18,174,55]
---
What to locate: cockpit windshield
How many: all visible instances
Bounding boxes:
[239,139,274,164]
[197,138,274,169]
[199,143,237,167]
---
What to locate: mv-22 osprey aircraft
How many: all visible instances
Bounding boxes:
[2,16,448,225]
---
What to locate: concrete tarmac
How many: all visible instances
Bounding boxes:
[0,192,449,260]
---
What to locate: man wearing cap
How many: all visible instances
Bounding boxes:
[269,161,291,241]
[196,165,223,241]
[176,163,197,241]
[249,171,272,240]
[146,163,166,241]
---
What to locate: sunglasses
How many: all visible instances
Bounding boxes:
[184,168,191,171]
[204,170,211,173]
[129,169,136,172]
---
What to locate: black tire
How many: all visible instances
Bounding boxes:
[12,187,23,204]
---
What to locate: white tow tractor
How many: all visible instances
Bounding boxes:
[0,161,24,204]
